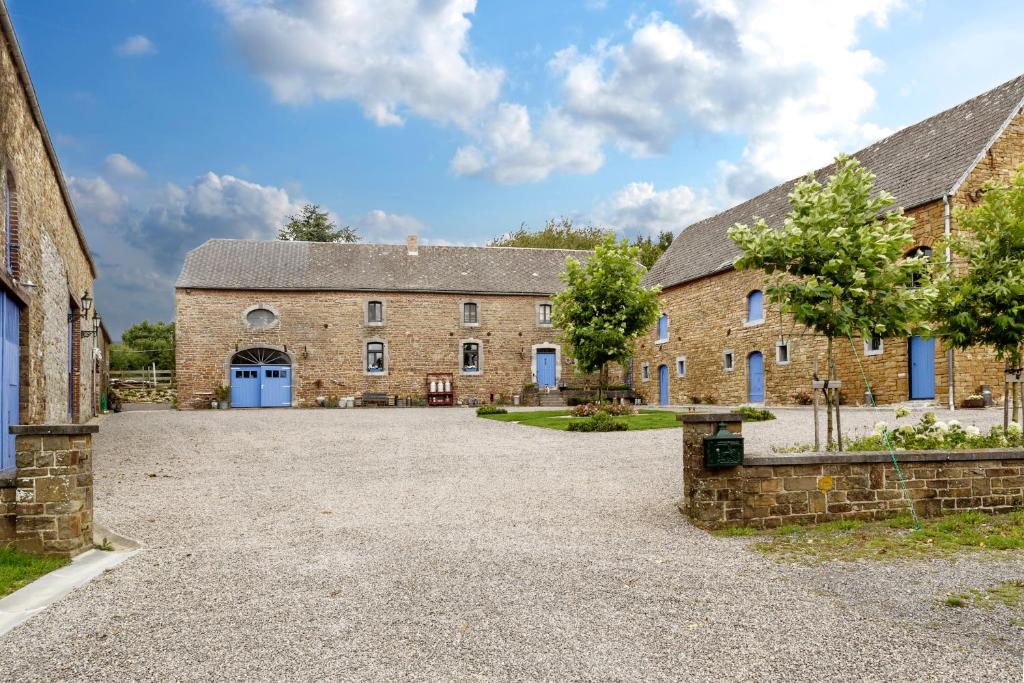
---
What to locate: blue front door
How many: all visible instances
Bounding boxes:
[748,352,765,403]
[658,364,669,405]
[1,293,18,473]
[260,365,292,407]
[536,350,557,387]
[909,336,936,399]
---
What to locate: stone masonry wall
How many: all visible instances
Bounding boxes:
[176,288,612,407]
[680,414,1024,530]
[11,425,96,556]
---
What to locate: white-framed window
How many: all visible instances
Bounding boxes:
[537,302,553,326]
[656,313,669,343]
[864,336,884,356]
[746,290,764,326]
[365,339,387,374]
[461,339,482,375]
[723,350,735,372]
[676,356,686,378]
[776,340,791,365]
[366,300,385,326]
[641,362,650,382]
[462,301,480,326]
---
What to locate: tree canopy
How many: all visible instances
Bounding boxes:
[278,204,358,243]
[111,321,175,371]
[552,235,661,391]
[933,166,1024,367]
[490,217,674,268]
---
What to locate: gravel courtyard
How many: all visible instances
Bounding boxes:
[1,408,1021,681]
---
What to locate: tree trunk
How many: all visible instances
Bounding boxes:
[825,336,835,450]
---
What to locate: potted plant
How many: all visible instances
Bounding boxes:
[962,394,986,409]
[213,384,231,409]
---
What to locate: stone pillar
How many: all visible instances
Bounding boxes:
[678,413,742,526]
[12,424,98,557]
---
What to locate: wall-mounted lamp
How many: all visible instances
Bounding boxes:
[302,345,309,359]
[19,279,35,294]
[81,311,101,338]
[80,291,93,317]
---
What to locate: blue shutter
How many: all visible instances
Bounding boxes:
[657,314,668,340]
[747,291,763,322]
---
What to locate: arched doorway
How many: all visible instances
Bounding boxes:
[230,347,292,408]
[747,352,765,403]
[658,364,669,406]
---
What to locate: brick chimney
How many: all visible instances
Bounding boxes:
[406,234,418,256]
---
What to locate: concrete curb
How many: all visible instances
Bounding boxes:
[0,524,141,637]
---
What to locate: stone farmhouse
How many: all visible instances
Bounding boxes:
[635,74,1024,409]
[176,237,594,408]
[0,5,104,556]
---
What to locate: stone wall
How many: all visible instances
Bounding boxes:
[680,414,1024,530]
[176,288,620,407]
[8,425,96,556]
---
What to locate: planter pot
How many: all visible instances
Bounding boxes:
[218,400,230,409]
[961,398,986,409]
[210,401,218,409]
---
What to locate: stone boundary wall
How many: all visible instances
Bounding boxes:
[0,424,98,556]
[680,413,1024,529]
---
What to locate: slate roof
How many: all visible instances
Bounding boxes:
[176,239,590,295]
[646,73,1024,290]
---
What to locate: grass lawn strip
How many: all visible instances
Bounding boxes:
[479,409,678,431]
[714,510,1024,563]
[0,547,68,597]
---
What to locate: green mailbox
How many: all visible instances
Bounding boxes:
[703,421,743,468]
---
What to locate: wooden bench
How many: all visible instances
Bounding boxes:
[361,392,390,407]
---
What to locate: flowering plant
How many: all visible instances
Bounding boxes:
[849,412,1024,451]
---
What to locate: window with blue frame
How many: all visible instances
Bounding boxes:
[747,290,764,324]
[656,313,669,342]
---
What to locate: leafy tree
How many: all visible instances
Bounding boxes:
[111,321,175,371]
[278,204,358,243]
[633,230,674,269]
[490,217,610,250]
[933,166,1024,424]
[552,234,661,400]
[728,155,933,449]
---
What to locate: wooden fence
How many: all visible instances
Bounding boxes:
[110,368,175,387]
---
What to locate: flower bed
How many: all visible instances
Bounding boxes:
[849,412,1023,451]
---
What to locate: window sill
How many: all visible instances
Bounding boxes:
[365,322,385,327]
[744,319,764,328]
[461,322,480,328]
[537,323,553,328]
[460,370,482,376]
[776,361,791,367]
[864,351,884,357]
[723,368,735,373]
[655,338,669,345]
[364,370,388,376]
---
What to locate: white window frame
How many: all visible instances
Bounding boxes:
[723,350,735,372]
[461,300,480,327]
[676,356,686,378]
[775,340,791,366]
[537,302,553,327]
[641,362,650,382]
[460,338,483,375]
[364,299,386,326]
[242,303,280,331]
[864,337,884,357]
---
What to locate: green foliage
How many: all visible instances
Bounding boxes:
[476,405,507,416]
[477,408,677,431]
[0,547,68,596]
[552,234,661,380]
[728,155,934,343]
[278,203,358,243]
[632,231,674,269]
[213,385,231,401]
[569,402,637,417]
[566,411,628,432]
[934,166,1024,367]
[490,218,674,268]
[845,412,1024,451]
[111,321,175,371]
[736,406,776,422]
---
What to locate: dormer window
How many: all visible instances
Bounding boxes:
[746,290,764,325]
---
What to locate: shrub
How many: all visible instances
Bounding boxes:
[566,397,588,407]
[477,405,508,416]
[567,411,628,432]
[791,390,813,405]
[737,406,776,422]
[846,412,1024,451]
[690,396,703,405]
[570,402,638,417]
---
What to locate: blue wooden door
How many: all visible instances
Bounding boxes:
[260,365,292,407]
[909,336,936,399]
[658,364,669,405]
[230,366,260,408]
[536,351,556,387]
[1,293,18,473]
[748,352,765,403]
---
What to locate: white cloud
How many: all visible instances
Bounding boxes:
[351,209,425,243]
[213,0,503,129]
[458,1,901,187]
[104,153,146,179]
[115,35,157,57]
[68,176,127,225]
[594,181,717,234]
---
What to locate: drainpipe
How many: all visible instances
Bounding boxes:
[944,194,955,411]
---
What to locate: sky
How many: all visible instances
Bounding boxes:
[7,0,1024,337]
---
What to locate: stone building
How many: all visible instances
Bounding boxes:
[176,237,592,407]
[0,3,103,556]
[636,74,1024,408]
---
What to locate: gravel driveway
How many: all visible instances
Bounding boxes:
[0,408,1020,681]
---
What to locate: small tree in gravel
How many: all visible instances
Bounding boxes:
[553,235,661,402]
[932,166,1024,426]
[728,155,935,449]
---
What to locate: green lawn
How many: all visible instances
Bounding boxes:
[479,409,678,431]
[0,547,68,597]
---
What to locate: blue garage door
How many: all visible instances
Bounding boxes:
[909,336,936,399]
[229,348,292,408]
[536,350,557,387]
[748,352,765,403]
[1,292,18,473]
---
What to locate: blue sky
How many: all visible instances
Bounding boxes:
[8,0,1024,337]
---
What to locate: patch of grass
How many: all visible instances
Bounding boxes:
[0,547,68,597]
[96,537,115,552]
[941,580,1024,618]
[478,409,679,431]
[475,405,507,416]
[752,510,1024,563]
[943,594,969,608]
[712,526,759,537]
